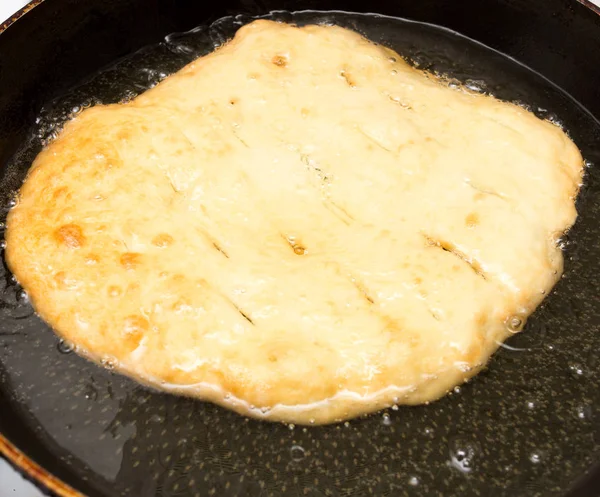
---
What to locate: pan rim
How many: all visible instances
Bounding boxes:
[578,0,600,14]
[0,0,43,35]
[0,434,82,497]
[0,1,599,496]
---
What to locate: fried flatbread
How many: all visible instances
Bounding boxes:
[5,20,583,424]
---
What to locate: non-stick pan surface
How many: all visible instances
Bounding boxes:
[1,1,599,496]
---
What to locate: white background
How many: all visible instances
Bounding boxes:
[1,0,599,495]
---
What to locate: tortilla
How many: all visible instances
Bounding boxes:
[5,20,584,424]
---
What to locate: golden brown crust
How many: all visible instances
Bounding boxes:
[5,20,584,424]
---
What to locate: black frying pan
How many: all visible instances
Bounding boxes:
[1,1,600,496]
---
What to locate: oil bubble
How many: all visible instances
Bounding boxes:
[456,362,472,373]
[382,413,392,426]
[101,357,117,370]
[290,444,305,462]
[569,362,585,378]
[57,339,75,354]
[408,476,419,486]
[16,289,29,304]
[576,405,592,421]
[546,114,564,129]
[449,436,480,474]
[464,79,487,93]
[507,316,524,333]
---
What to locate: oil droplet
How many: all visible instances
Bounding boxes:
[344,421,350,428]
[453,386,461,394]
[382,413,392,426]
[57,339,75,354]
[529,452,541,464]
[290,445,305,462]
[408,476,419,486]
[288,423,295,431]
[526,400,535,410]
[391,404,399,411]
[423,426,435,439]
[0,240,6,250]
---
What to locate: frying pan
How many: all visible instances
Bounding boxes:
[1,0,600,496]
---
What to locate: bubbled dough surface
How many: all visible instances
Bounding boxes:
[5,20,583,424]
